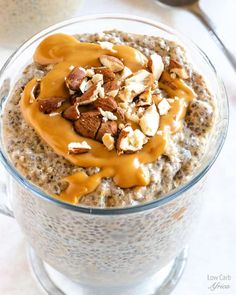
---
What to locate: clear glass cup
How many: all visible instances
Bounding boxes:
[0,14,228,295]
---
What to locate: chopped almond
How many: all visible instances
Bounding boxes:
[68,141,91,154]
[98,41,117,53]
[148,53,164,81]
[117,126,148,154]
[158,98,171,115]
[139,104,160,136]
[102,133,115,151]
[99,55,124,72]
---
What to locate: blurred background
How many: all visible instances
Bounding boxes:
[0,0,235,294]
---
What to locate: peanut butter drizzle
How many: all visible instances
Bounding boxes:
[20,34,196,204]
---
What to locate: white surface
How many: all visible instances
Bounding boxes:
[0,0,235,294]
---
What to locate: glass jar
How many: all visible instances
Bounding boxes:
[0,14,228,295]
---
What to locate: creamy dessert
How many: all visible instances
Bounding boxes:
[3,30,215,207]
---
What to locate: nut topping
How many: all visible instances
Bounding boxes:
[158,98,171,116]
[74,111,102,139]
[38,97,66,114]
[169,59,189,80]
[68,141,91,154]
[99,55,124,72]
[139,104,159,136]
[65,67,86,91]
[104,80,120,97]
[102,133,115,151]
[99,108,118,121]
[62,104,80,121]
[137,88,152,106]
[41,49,177,154]
[75,83,100,106]
[148,53,164,81]
[96,121,118,142]
[117,126,148,154]
[95,68,116,83]
[98,41,117,53]
[93,97,117,112]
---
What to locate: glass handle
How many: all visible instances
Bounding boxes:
[0,163,14,217]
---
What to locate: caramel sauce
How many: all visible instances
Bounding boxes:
[20,33,196,204]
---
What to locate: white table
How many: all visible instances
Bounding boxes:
[0,1,235,294]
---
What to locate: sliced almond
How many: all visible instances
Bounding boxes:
[139,104,159,136]
[96,121,118,142]
[65,67,86,91]
[117,126,148,154]
[68,141,91,154]
[75,83,100,106]
[99,108,117,121]
[98,41,117,53]
[62,104,80,121]
[74,111,101,139]
[38,97,66,114]
[148,53,164,81]
[158,98,171,116]
[99,55,124,72]
[102,133,115,151]
[93,97,117,112]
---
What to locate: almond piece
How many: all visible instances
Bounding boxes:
[38,97,66,114]
[170,68,189,80]
[95,68,116,83]
[116,107,126,122]
[158,98,171,115]
[169,59,189,80]
[117,126,148,154]
[65,67,86,91]
[98,41,117,53]
[29,81,40,103]
[104,80,119,97]
[139,104,160,136]
[62,104,80,121]
[118,66,133,81]
[75,84,100,106]
[99,108,117,121]
[85,68,95,77]
[92,74,103,84]
[148,53,164,81]
[137,88,153,106]
[99,55,124,72]
[102,133,115,151]
[68,141,91,154]
[120,70,154,102]
[96,121,118,142]
[74,111,101,139]
[93,97,117,112]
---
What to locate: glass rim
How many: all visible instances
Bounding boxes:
[0,13,229,215]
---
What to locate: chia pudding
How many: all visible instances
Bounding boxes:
[3,30,215,208]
